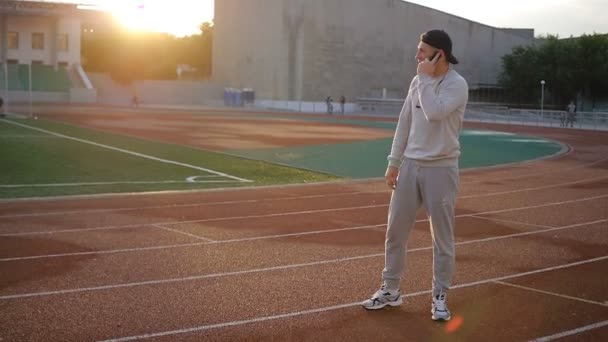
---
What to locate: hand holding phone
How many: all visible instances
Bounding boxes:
[418,50,440,75]
[427,51,440,64]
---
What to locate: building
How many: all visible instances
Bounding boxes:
[0,0,95,105]
[213,0,535,102]
[0,0,84,67]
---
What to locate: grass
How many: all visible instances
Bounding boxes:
[0,118,340,199]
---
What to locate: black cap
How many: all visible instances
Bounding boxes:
[420,29,459,64]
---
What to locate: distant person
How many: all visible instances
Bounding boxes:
[339,95,346,114]
[0,97,4,117]
[560,111,566,127]
[325,96,333,114]
[566,100,576,128]
[132,94,139,108]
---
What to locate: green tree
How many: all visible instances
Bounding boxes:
[499,33,608,109]
[81,21,214,83]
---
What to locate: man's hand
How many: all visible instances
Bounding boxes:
[417,52,440,76]
[385,166,399,190]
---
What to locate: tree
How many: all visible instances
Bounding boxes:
[499,33,608,109]
[81,21,214,83]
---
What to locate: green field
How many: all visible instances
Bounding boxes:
[0,118,339,199]
[0,115,565,199]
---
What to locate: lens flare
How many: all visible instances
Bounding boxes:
[445,315,464,333]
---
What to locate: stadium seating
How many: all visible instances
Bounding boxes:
[0,64,72,92]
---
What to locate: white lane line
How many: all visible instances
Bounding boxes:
[0,199,261,219]
[2,174,605,219]
[0,134,60,138]
[1,219,604,298]
[151,224,215,242]
[469,215,554,229]
[0,204,387,237]
[5,192,607,238]
[2,216,603,262]
[1,192,606,239]
[0,224,386,261]
[528,320,608,342]
[2,119,252,183]
[494,281,608,307]
[458,175,607,199]
[461,155,608,185]
[0,180,245,188]
[96,255,608,342]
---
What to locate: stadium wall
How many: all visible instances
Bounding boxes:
[88,72,224,107]
[213,0,534,102]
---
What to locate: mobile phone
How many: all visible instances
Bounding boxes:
[428,51,439,62]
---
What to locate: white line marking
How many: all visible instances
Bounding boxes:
[3,193,605,237]
[528,320,608,342]
[152,224,215,242]
[2,213,604,262]
[494,281,608,307]
[458,175,607,199]
[470,215,554,229]
[95,256,608,342]
[0,224,385,261]
[2,174,605,219]
[2,219,604,298]
[0,134,60,138]
[2,120,252,183]
[0,204,387,237]
[461,155,608,185]
[0,180,245,188]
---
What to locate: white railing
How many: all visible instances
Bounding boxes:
[75,64,94,90]
[357,98,608,131]
[466,106,608,131]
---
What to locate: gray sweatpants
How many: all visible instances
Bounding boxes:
[382,159,459,296]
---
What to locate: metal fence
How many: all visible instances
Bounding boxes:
[357,98,608,131]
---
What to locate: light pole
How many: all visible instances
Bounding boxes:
[540,80,545,121]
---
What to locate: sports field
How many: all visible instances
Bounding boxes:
[1,107,563,198]
[1,107,606,341]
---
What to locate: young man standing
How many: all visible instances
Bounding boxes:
[362,29,469,322]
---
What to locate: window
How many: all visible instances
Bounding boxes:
[58,61,68,68]
[7,32,19,49]
[31,60,43,65]
[6,59,18,64]
[57,34,68,52]
[32,32,44,50]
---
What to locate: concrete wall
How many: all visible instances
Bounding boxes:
[213,0,535,101]
[213,0,287,100]
[88,72,225,107]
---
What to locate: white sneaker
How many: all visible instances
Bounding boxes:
[431,293,451,321]
[362,285,403,310]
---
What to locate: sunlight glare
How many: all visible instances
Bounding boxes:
[109,0,213,36]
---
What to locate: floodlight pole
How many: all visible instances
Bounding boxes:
[540,80,545,120]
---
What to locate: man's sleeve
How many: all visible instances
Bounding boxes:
[387,78,416,168]
[417,74,468,121]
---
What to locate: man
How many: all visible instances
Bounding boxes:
[339,95,346,114]
[362,29,468,322]
[325,96,333,114]
[566,100,576,128]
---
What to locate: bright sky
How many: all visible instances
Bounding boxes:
[71,0,606,37]
[406,0,608,37]
[81,0,214,37]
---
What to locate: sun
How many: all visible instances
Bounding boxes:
[108,0,214,37]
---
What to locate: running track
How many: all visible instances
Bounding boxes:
[1,123,607,341]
